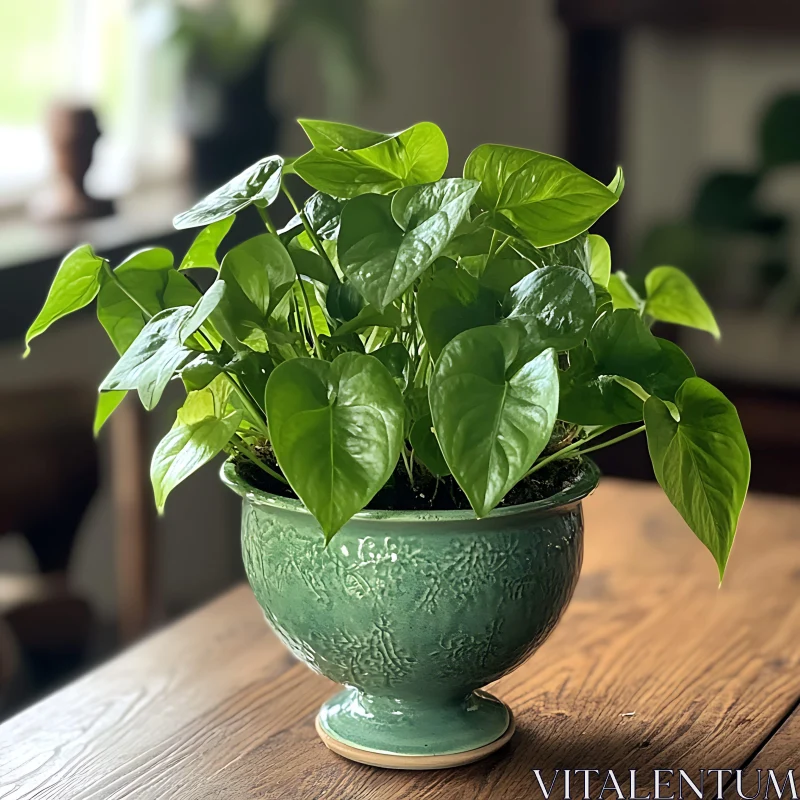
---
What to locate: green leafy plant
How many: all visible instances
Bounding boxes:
[25,119,750,578]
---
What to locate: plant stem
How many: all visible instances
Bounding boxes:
[526,425,613,477]
[256,204,279,236]
[296,279,323,358]
[231,435,289,485]
[225,375,269,436]
[280,184,328,360]
[102,260,152,320]
[413,345,430,388]
[487,229,500,262]
[282,183,337,276]
[573,424,646,456]
[615,376,650,403]
[400,446,414,487]
[494,235,511,256]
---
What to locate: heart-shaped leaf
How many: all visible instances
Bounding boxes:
[279,191,344,241]
[645,378,750,579]
[409,414,450,477]
[338,179,479,309]
[179,217,235,271]
[507,266,596,354]
[25,244,105,356]
[221,234,294,317]
[370,342,410,391]
[464,144,618,246]
[287,241,337,285]
[607,272,642,311]
[266,352,405,540]
[430,326,559,517]
[213,234,296,349]
[100,307,196,410]
[558,345,644,425]
[586,234,611,287]
[644,266,720,338]
[418,266,498,359]
[151,408,243,512]
[589,309,695,400]
[173,156,283,229]
[97,248,199,354]
[93,390,127,437]
[293,120,448,198]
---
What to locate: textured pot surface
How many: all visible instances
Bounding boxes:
[222,461,598,760]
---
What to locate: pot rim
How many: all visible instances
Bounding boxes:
[220,457,600,525]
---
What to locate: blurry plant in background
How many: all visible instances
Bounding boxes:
[142,0,377,187]
[636,93,800,316]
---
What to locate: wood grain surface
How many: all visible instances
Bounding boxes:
[1,478,799,800]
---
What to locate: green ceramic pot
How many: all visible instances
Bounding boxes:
[221,460,599,766]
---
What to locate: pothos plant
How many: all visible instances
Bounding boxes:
[24,119,750,579]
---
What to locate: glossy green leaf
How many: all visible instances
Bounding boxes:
[607,272,642,311]
[478,256,535,295]
[178,280,227,342]
[181,351,229,392]
[99,307,196,410]
[173,156,283,229]
[25,244,105,356]
[93,247,193,432]
[178,217,235,271]
[287,241,337,285]
[541,233,590,270]
[178,374,234,424]
[221,234,294,317]
[649,338,697,401]
[644,266,720,339]
[330,303,401,338]
[265,352,405,539]
[97,248,199,354]
[93,390,127,437]
[608,166,625,198]
[590,309,660,374]
[410,414,450,477]
[558,346,644,425]
[371,342,410,391]
[586,234,611,287]
[441,223,535,293]
[589,310,695,401]
[418,266,497,359]
[151,408,242,512]
[299,119,396,150]
[279,191,345,241]
[430,326,559,517]
[213,235,295,349]
[294,120,448,198]
[645,378,750,579]
[327,281,364,322]
[293,282,331,338]
[463,144,618,246]
[338,179,479,309]
[507,266,596,354]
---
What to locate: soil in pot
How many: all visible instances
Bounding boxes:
[232,444,586,513]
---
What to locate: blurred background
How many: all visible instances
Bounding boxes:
[1,0,799,717]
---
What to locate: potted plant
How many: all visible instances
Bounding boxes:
[24,119,751,769]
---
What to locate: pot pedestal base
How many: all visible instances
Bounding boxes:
[315,687,515,770]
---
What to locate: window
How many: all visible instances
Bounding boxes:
[0,0,183,210]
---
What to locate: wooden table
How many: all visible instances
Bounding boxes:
[1,478,799,799]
